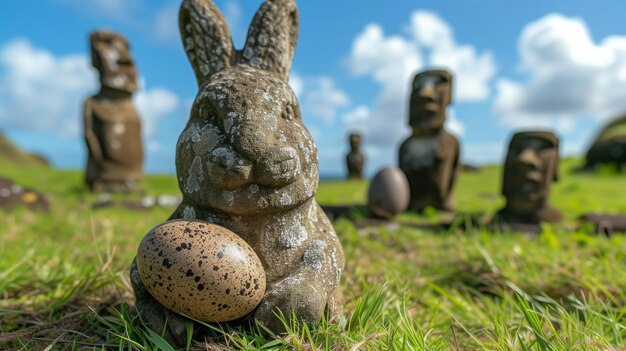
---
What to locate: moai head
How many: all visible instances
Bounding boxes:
[409,69,453,134]
[90,30,138,94]
[502,131,560,217]
[349,133,361,152]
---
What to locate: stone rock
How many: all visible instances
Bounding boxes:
[584,114,626,170]
[399,69,461,213]
[346,133,364,179]
[367,167,410,219]
[492,131,563,227]
[0,177,49,212]
[131,0,344,345]
[579,213,626,236]
[84,30,143,193]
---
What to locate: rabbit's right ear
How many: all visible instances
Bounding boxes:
[179,0,234,86]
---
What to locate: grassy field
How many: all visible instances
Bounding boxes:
[1,158,626,350]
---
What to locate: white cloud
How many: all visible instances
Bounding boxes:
[302,78,350,123]
[0,39,179,149]
[342,106,370,131]
[494,13,626,129]
[135,88,179,138]
[291,74,350,123]
[344,11,494,173]
[410,11,453,46]
[349,24,422,96]
[0,39,93,137]
[409,12,496,102]
[446,109,465,137]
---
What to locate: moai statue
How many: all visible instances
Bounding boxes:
[129,0,344,344]
[84,30,143,193]
[494,131,563,227]
[346,133,364,179]
[398,69,460,212]
[584,114,626,170]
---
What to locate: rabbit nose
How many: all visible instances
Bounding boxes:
[207,147,254,190]
[229,124,274,161]
[254,147,302,187]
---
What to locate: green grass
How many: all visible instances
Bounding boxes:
[1,158,626,350]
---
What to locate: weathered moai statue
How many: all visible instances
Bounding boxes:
[84,30,143,193]
[494,131,563,227]
[398,69,460,212]
[346,133,364,179]
[130,0,344,344]
[584,114,626,170]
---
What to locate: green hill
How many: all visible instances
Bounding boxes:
[0,132,49,167]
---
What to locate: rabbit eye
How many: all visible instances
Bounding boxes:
[195,96,217,118]
[281,105,299,121]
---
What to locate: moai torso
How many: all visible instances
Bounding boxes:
[494,131,563,228]
[84,31,143,193]
[398,69,460,212]
[346,133,364,179]
[129,0,344,345]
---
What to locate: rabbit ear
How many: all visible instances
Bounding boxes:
[241,0,299,81]
[179,0,234,86]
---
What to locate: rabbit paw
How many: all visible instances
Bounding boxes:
[254,280,326,334]
[130,259,189,346]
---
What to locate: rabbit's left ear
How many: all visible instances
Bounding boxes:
[241,0,298,81]
[179,0,234,87]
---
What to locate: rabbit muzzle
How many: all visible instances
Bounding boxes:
[206,145,302,190]
[253,147,302,187]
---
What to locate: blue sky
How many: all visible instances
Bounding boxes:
[2,0,626,177]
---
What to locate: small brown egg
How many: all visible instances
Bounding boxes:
[136,220,266,323]
[367,167,410,218]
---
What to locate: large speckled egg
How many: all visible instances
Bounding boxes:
[136,220,266,323]
[367,167,410,218]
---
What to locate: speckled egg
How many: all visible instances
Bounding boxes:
[136,220,266,323]
[367,167,410,218]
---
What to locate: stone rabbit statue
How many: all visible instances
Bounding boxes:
[130,0,344,344]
